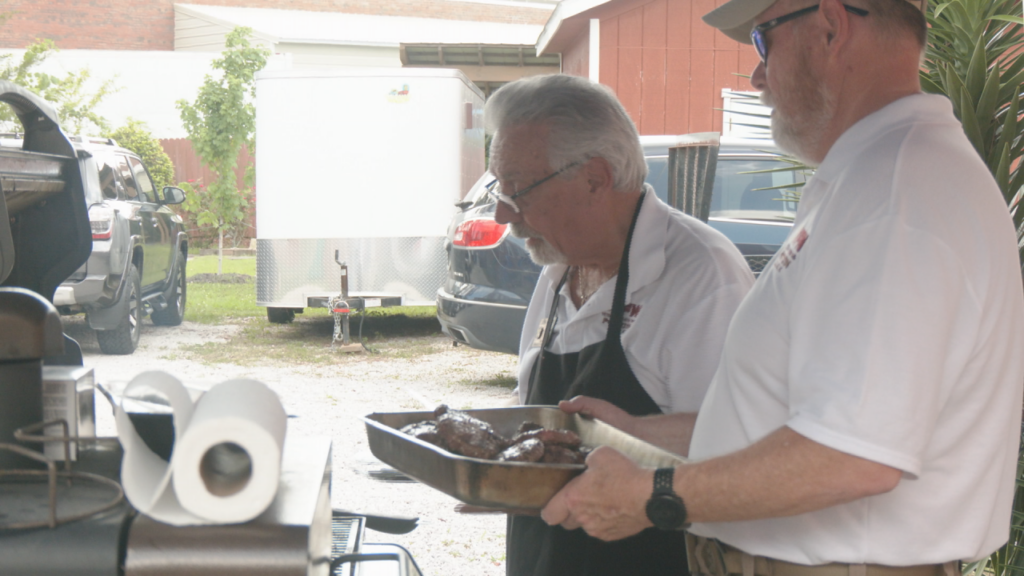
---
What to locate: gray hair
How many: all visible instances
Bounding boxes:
[484,74,647,192]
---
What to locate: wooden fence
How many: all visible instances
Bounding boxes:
[159,138,256,247]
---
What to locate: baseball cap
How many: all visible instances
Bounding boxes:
[703,0,927,44]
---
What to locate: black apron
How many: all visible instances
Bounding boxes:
[506,192,690,576]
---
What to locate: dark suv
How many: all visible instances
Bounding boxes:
[49,137,189,354]
[437,136,803,355]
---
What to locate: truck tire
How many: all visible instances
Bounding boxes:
[97,264,142,355]
[152,257,187,326]
[267,307,295,324]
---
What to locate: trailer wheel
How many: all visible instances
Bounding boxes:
[267,307,295,324]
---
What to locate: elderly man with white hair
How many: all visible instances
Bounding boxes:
[485,74,754,575]
[540,0,1024,574]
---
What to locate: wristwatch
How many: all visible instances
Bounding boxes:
[645,468,688,530]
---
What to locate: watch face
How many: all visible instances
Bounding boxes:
[646,495,686,530]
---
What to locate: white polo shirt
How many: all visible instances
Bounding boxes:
[688,94,1024,564]
[516,191,754,413]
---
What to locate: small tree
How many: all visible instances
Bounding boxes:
[0,39,117,135]
[177,27,268,273]
[105,118,175,191]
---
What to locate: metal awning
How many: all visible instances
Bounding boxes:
[401,44,560,67]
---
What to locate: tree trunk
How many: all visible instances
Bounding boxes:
[218,228,224,275]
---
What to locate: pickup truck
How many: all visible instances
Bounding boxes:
[0,133,190,354]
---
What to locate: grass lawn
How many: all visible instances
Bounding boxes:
[181,254,444,364]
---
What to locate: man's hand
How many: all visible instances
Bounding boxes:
[540,446,654,541]
[560,395,697,456]
[559,396,636,434]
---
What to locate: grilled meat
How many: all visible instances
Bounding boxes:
[400,407,589,464]
[511,427,582,448]
[541,444,587,465]
[497,438,545,462]
[436,407,508,459]
[400,420,447,449]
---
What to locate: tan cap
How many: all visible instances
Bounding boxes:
[702,0,779,44]
[703,0,927,44]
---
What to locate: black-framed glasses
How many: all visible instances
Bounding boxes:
[487,160,585,214]
[751,3,869,63]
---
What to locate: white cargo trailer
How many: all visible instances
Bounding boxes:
[254,67,485,323]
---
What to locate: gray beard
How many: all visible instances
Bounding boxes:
[509,222,568,266]
[760,81,833,167]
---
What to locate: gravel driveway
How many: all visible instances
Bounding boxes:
[71,317,520,576]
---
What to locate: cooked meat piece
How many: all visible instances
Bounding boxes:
[512,427,582,448]
[436,408,509,459]
[541,444,586,465]
[400,420,447,449]
[516,421,543,435]
[497,438,545,462]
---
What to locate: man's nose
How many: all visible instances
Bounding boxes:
[494,200,520,225]
[750,61,767,91]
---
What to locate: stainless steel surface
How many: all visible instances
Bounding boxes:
[667,133,721,222]
[256,238,447,308]
[364,406,687,510]
[41,365,95,460]
[125,435,334,576]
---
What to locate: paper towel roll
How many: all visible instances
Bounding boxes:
[115,371,287,526]
[172,379,287,523]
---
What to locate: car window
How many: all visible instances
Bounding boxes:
[129,157,156,203]
[645,156,802,222]
[114,155,140,200]
[709,159,801,221]
[94,155,120,200]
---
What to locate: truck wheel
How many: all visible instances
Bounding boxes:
[152,257,187,326]
[97,265,142,355]
[267,307,295,324]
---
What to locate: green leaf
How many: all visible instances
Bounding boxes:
[958,86,986,157]
[964,35,988,102]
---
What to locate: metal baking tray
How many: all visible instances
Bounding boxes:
[363,406,687,511]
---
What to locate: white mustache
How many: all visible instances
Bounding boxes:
[510,222,543,240]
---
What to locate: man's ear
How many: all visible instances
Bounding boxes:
[584,157,615,193]
[817,0,852,54]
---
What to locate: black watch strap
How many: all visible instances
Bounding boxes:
[653,468,675,495]
[646,467,689,530]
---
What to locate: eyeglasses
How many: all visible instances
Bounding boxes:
[487,160,585,214]
[751,3,869,63]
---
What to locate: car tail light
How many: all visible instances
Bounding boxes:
[452,218,508,248]
[88,205,114,240]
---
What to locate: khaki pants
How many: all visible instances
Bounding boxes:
[685,534,960,576]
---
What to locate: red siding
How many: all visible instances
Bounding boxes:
[160,138,257,241]
[578,0,757,136]
[561,29,590,78]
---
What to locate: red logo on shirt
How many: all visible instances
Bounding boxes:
[773,227,809,271]
[602,303,642,331]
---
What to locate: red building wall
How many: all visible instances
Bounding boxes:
[0,0,551,51]
[558,0,761,136]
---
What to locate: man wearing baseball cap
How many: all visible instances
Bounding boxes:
[539,0,1024,573]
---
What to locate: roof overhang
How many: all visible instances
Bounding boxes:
[536,0,614,55]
